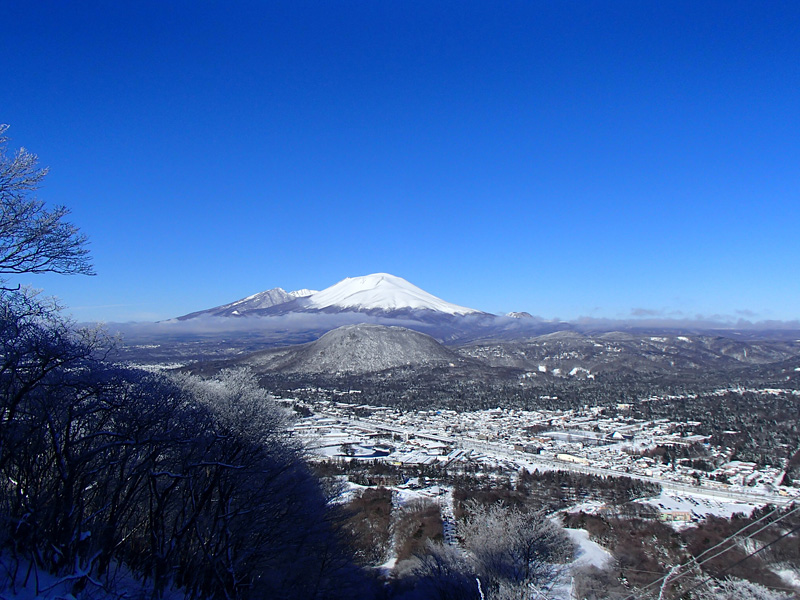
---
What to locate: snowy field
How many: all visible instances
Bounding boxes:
[565,528,613,570]
[643,490,760,526]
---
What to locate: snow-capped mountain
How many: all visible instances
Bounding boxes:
[300,273,480,315]
[178,273,484,320]
[172,273,541,342]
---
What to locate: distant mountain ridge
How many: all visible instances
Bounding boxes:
[182,325,800,380]
[178,287,317,319]
[178,273,484,320]
[459,330,800,377]
[169,273,566,344]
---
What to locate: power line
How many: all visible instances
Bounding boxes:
[689,503,793,567]
[657,503,800,592]
[623,503,788,599]
[678,520,800,599]
[623,501,798,600]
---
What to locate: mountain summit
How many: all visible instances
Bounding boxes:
[172,273,515,342]
[300,273,480,315]
[178,273,482,321]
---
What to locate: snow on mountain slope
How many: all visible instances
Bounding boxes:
[228,287,314,309]
[224,288,294,311]
[302,273,480,315]
[288,289,317,298]
[177,287,301,319]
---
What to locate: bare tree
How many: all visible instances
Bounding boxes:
[0,124,93,283]
[399,540,479,600]
[457,501,574,597]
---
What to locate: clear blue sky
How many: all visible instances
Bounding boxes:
[3,1,799,323]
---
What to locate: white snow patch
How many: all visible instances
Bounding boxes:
[776,567,800,590]
[0,555,185,600]
[569,366,592,377]
[289,288,317,298]
[567,500,608,515]
[566,528,612,570]
[332,480,369,505]
[377,556,397,571]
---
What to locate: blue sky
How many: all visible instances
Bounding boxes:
[2,1,799,323]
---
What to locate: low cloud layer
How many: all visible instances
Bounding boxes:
[95,310,800,342]
[630,307,664,317]
[575,314,800,331]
